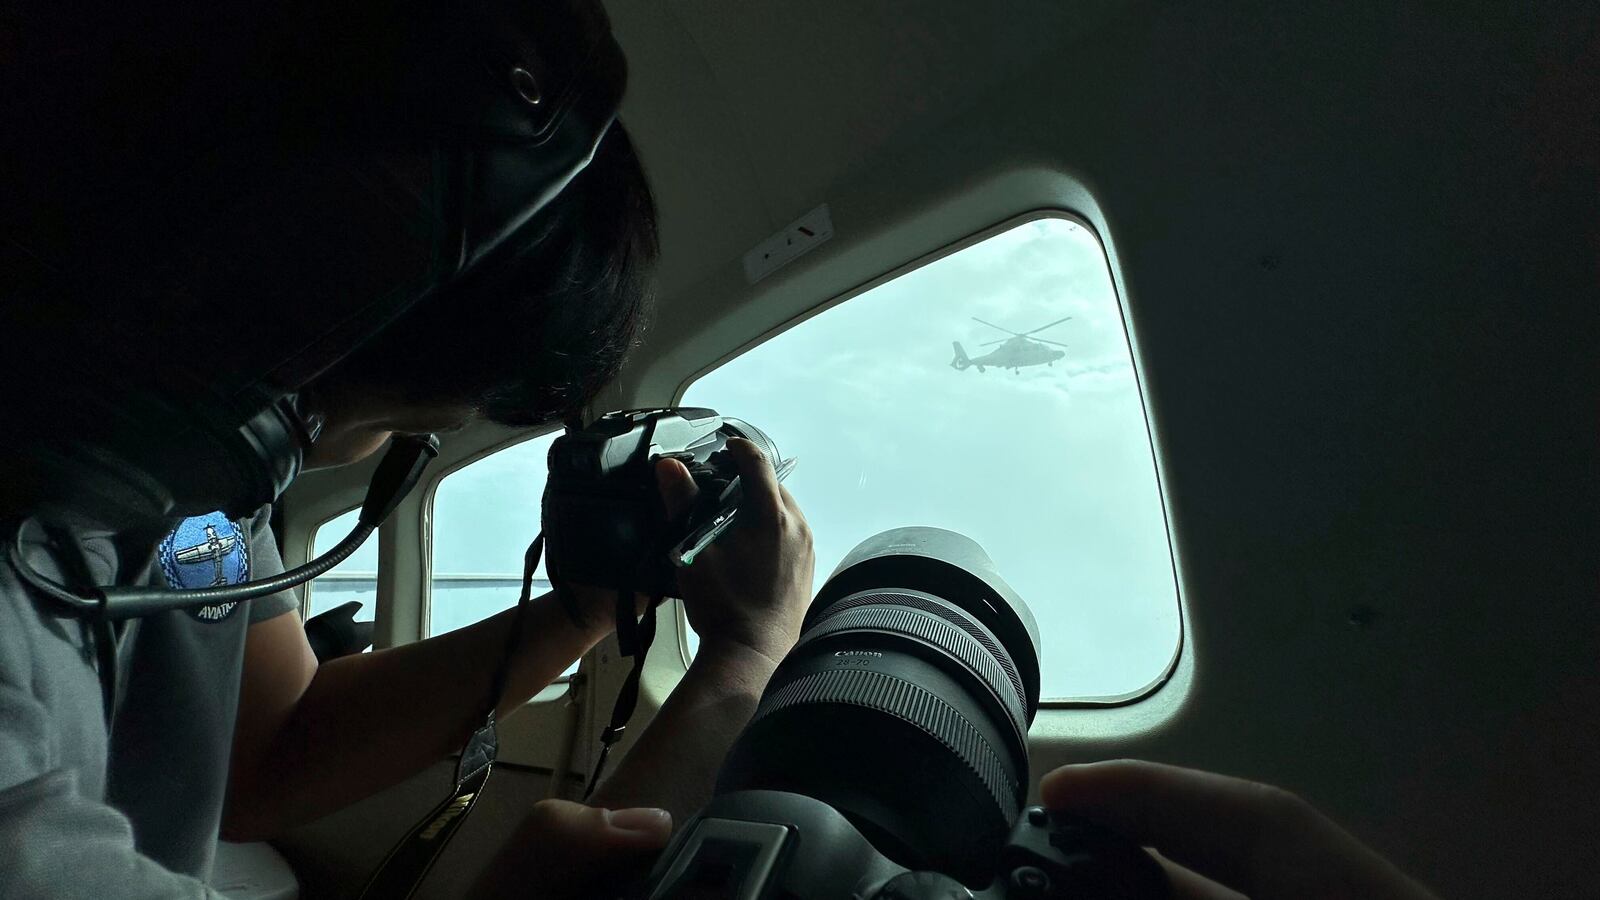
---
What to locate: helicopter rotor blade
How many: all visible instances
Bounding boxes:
[979,338,1008,347]
[971,316,1025,336]
[1031,338,1070,349]
[1020,316,1072,336]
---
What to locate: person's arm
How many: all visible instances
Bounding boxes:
[1040,760,1441,900]
[224,586,614,841]
[588,439,814,821]
[585,638,783,821]
[228,437,810,839]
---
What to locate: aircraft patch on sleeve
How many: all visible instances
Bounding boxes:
[157,510,252,622]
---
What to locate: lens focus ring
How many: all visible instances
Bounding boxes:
[801,603,1028,744]
[748,666,1020,823]
[820,590,1027,705]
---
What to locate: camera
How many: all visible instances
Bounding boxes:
[542,408,784,600]
[635,527,1169,899]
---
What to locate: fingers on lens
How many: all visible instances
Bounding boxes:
[728,438,784,521]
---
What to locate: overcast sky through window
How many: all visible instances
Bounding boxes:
[683,217,1179,700]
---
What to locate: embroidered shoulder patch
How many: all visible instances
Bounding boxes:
[157,511,251,622]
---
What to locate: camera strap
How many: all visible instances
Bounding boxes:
[355,721,496,900]
[583,586,664,799]
[356,533,545,900]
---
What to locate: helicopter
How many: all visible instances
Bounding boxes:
[949,315,1071,373]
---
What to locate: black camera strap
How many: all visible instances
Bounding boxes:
[583,587,664,798]
[356,533,545,900]
[357,524,669,895]
[355,720,497,900]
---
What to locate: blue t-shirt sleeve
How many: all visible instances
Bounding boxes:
[243,509,299,626]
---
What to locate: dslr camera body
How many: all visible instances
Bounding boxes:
[542,408,782,600]
[645,790,1164,899]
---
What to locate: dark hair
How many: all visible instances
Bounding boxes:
[321,123,659,427]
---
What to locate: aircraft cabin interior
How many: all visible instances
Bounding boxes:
[2,1,1595,899]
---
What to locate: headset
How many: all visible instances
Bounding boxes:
[3,0,627,617]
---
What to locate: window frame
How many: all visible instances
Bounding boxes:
[670,209,1185,709]
[302,504,365,622]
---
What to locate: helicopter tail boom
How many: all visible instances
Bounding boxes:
[950,341,983,372]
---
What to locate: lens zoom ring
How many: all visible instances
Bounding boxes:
[803,606,1027,737]
[823,591,1026,704]
[750,667,1020,821]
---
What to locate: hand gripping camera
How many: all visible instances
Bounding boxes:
[542,408,787,602]
[633,527,1170,900]
[540,408,794,792]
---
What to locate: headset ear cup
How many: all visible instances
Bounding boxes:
[224,396,312,516]
[133,394,309,520]
[1,382,285,527]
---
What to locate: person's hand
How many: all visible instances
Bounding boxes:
[1041,761,1440,900]
[472,800,672,899]
[562,581,651,637]
[654,438,815,665]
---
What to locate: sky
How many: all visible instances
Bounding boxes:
[681,217,1179,700]
[310,217,1179,700]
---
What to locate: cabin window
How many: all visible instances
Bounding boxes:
[681,215,1179,702]
[305,507,377,622]
[429,431,560,639]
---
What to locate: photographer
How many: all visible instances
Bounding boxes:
[0,130,814,900]
[0,8,815,900]
[226,126,814,844]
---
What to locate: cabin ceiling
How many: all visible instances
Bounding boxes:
[607,0,1136,298]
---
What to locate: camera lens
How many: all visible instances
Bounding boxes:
[716,527,1042,884]
[718,416,781,463]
